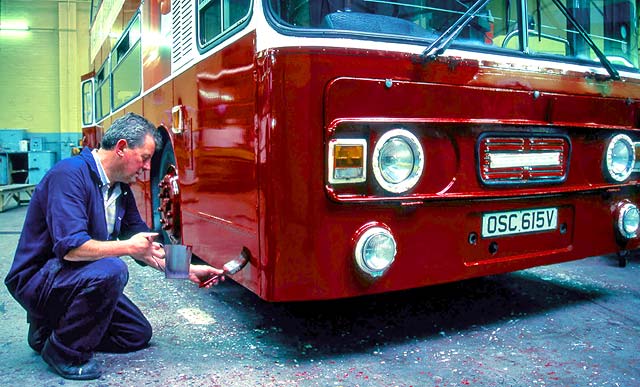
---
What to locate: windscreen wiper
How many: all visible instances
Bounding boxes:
[550,0,619,80]
[422,0,491,61]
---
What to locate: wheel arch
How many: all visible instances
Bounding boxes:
[150,125,179,242]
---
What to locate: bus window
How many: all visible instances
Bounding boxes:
[90,0,104,26]
[266,0,638,69]
[94,58,111,121]
[198,0,252,48]
[81,79,94,127]
[269,0,518,49]
[497,0,638,68]
[112,14,142,110]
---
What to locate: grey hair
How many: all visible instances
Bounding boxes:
[101,112,162,150]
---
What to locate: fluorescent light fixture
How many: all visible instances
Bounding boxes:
[0,21,30,31]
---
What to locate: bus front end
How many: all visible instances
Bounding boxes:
[258,0,640,300]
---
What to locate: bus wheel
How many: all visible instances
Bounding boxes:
[157,148,181,244]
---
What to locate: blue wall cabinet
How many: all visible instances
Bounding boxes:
[28,151,56,184]
[0,154,8,185]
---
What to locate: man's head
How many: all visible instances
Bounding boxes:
[100,113,162,184]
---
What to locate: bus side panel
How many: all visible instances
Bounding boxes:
[173,33,261,295]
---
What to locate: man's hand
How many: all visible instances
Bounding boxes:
[128,232,165,268]
[189,264,225,288]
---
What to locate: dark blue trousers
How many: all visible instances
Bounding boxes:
[24,257,152,362]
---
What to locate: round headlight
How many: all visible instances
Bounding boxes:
[354,226,397,278]
[379,138,415,183]
[605,134,635,182]
[372,129,424,193]
[618,202,640,239]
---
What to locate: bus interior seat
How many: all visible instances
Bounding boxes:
[321,11,436,38]
[309,0,402,26]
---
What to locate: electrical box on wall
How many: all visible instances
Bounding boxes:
[30,137,43,152]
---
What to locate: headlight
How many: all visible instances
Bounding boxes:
[617,202,640,239]
[372,129,424,193]
[605,134,635,182]
[354,225,397,279]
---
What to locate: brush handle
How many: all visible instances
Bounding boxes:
[198,273,223,288]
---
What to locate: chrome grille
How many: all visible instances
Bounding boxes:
[478,136,569,185]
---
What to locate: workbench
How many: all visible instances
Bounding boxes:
[0,183,35,212]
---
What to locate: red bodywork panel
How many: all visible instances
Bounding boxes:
[87,31,640,301]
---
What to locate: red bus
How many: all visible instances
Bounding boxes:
[81,0,640,301]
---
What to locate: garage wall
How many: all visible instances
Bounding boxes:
[0,0,91,159]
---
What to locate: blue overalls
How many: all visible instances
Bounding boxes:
[4,147,152,362]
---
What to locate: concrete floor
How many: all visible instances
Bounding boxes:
[0,204,639,387]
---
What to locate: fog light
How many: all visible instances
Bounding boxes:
[617,202,640,239]
[354,225,397,278]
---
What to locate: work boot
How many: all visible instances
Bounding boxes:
[27,320,51,353]
[41,338,102,380]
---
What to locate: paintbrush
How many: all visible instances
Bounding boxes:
[199,246,250,288]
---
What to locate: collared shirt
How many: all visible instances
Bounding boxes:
[92,149,122,237]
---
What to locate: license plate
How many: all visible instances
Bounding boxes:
[481,207,558,238]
